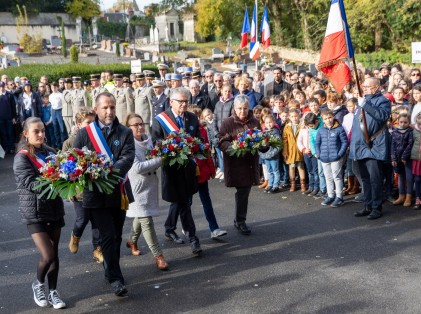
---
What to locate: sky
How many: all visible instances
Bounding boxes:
[100,0,160,11]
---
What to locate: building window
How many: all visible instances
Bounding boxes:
[170,23,174,36]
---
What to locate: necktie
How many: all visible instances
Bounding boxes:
[102,126,109,137]
[176,116,184,128]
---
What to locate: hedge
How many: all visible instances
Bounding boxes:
[356,49,414,70]
[0,63,159,85]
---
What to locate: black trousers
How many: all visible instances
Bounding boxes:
[72,201,100,249]
[235,186,252,224]
[357,159,384,210]
[164,197,198,242]
[87,207,126,284]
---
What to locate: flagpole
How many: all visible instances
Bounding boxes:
[255,0,258,71]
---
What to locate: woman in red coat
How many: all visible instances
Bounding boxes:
[189,106,227,239]
[218,95,260,235]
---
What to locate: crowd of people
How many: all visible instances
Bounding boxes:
[6,61,421,309]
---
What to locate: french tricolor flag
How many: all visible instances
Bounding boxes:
[260,5,270,49]
[317,0,354,93]
[240,7,250,49]
[249,2,260,61]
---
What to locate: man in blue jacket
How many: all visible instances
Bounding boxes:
[349,78,391,220]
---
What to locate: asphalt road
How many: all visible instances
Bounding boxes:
[1,154,421,314]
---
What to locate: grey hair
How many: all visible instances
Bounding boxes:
[234,94,250,109]
[205,70,215,76]
[189,79,200,87]
[214,73,223,80]
[170,87,190,100]
[222,74,231,82]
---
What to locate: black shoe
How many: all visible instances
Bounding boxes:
[111,281,128,297]
[268,187,280,194]
[367,209,382,220]
[234,221,251,235]
[303,188,313,195]
[165,231,185,244]
[191,241,202,254]
[354,207,371,217]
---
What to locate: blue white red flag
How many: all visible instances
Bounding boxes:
[249,2,260,60]
[240,7,250,49]
[317,0,354,93]
[260,5,270,49]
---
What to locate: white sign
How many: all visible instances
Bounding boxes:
[131,59,142,73]
[412,42,421,63]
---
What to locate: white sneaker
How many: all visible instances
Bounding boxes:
[216,168,221,175]
[211,229,228,239]
[48,290,66,309]
[32,280,48,307]
[215,172,223,179]
[219,173,224,181]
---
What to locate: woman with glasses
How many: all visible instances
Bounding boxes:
[387,72,404,93]
[410,69,421,87]
[124,113,169,270]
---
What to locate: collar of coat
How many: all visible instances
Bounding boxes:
[95,115,120,131]
[323,119,340,130]
[233,110,254,124]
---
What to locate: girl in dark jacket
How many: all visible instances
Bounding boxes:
[13,117,66,309]
[391,113,414,206]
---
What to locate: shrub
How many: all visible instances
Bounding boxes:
[0,63,159,86]
[356,49,414,69]
[69,45,78,63]
[115,41,120,57]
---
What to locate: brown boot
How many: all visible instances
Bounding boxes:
[348,179,360,195]
[93,246,104,263]
[258,180,268,189]
[126,240,141,255]
[403,194,412,207]
[289,180,296,192]
[154,255,169,270]
[393,194,405,205]
[300,179,307,192]
[344,176,355,195]
[68,232,80,254]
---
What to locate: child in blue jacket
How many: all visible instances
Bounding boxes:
[315,109,348,207]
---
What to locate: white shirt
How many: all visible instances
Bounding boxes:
[23,93,32,110]
[49,92,63,110]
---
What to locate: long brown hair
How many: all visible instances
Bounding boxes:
[17,117,47,156]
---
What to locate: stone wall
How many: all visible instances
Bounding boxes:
[0,12,78,44]
[270,46,320,64]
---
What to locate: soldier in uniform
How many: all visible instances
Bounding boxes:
[113,74,134,123]
[171,73,183,89]
[182,72,192,88]
[123,77,132,90]
[71,77,89,122]
[164,73,172,96]
[144,71,156,87]
[90,74,106,105]
[157,64,169,81]
[133,73,153,134]
[151,80,169,120]
[62,78,74,133]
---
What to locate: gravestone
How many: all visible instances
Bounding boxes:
[51,36,61,47]
[106,40,112,51]
[101,40,106,50]
[173,61,181,72]
[152,55,159,63]
[144,52,150,61]
[177,51,188,60]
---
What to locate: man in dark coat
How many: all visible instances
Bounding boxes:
[349,78,391,220]
[208,73,224,110]
[189,79,212,111]
[0,81,17,154]
[264,67,292,97]
[218,94,260,234]
[151,87,202,255]
[73,92,135,296]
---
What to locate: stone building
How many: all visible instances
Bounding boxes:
[154,8,181,41]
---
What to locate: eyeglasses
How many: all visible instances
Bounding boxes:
[129,123,144,128]
[412,73,420,77]
[205,75,213,78]
[214,80,222,82]
[361,85,377,89]
[172,99,189,105]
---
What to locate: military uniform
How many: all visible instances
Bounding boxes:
[62,79,74,133]
[90,74,106,105]
[113,74,135,123]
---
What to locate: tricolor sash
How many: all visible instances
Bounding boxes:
[85,122,129,210]
[85,122,114,161]
[155,112,180,134]
[19,150,47,169]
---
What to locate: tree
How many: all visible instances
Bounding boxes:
[66,0,100,26]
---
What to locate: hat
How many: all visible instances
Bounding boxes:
[122,77,130,84]
[90,74,101,81]
[143,70,155,79]
[64,78,72,84]
[0,82,5,87]
[164,73,172,81]
[191,70,201,78]
[171,74,182,81]
[24,81,32,86]
[72,76,81,82]
[234,68,242,75]
[152,80,165,88]
[83,80,90,86]
[182,72,192,79]
[379,63,390,71]
[176,66,185,74]
[184,66,193,73]
[14,77,20,83]
[157,64,169,70]
[135,73,145,80]
[113,74,123,80]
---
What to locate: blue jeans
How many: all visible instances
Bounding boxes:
[51,109,68,149]
[317,159,327,193]
[304,154,319,191]
[44,124,56,148]
[215,147,224,171]
[396,160,413,195]
[279,155,289,183]
[265,159,280,188]
[0,119,14,152]
[198,181,219,231]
